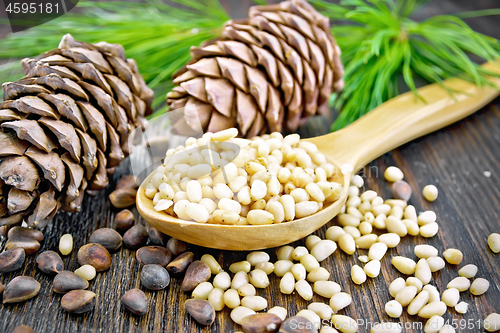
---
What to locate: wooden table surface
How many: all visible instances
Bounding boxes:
[1,1,500,333]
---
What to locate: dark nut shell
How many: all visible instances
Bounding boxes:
[12,325,35,333]
[140,264,170,290]
[148,226,166,246]
[0,247,25,273]
[0,283,5,295]
[116,175,138,190]
[8,226,44,241]
[121,288,147,316]
[136,246,171,267]
[123,224,148,249]
[279,316,315,333]
[89,228,123,252]
[115,209,134,231]
[3,276,41,304]
[167,238,187,256]
[109,188,137,208]
[184,299,215,326]
[77,243,112,271]
[166,252,194,275]
[5,235,40,255]
[61,289,96,314]
[392,180,412,202]
[181,260,211,292]
[53,271,89,293]
[242,313,282,333]
[36,250,63,274]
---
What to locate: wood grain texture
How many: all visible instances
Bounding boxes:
[1,1,500,332]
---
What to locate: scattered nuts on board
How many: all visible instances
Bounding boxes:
[391,180,412,201]
[488,233,500,253]
[136,246,172,267]
[181,261,211,291]
[53,271,89,293]
[121,288,148,316]
[61,290,96,314]
[140,264,171,290]
[443,249,463,265]
[8,227,44,242]
[422,185,438,202]
[5,235,40,255]
[240,313,282,333]
[166,252,194,275]
[77,243,112,272]
[89,228,123,252]
[384,166,404,182]
[484,313,500,332]
[0,248,26,273]
[114,209,135,232]
[109,188,137,208]
[148,226,167,246]
[74,265,97,281]
[184,299,215,326]
[36,251,63,275]
[2,276,40,304]
[123,224,148,249]
[116,175,139,190]
[59,234,73,256]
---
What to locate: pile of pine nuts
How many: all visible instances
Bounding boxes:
[145,128,343,224]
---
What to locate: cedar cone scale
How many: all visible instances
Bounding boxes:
[0,34,153,230]
[166,0,344,138]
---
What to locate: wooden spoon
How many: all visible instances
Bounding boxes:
[137,62,500,251]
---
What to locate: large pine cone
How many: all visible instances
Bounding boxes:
[166,0,343,138]
[0,34,153,230]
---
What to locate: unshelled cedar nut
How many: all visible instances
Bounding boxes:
[77,243,112,272]
[0,248,25,273]
[0,283,4,295]
[140,264,170,290]
[279,316,316,333]
[12,325,35,333]
[392,180,412,202]
[181,261,211,291]
[121,288,148,316]
[8,226,44,241]
[166,252,194,275]
[116,175,139,190]
[136,246,171,266]
[53,271,89,293]
[115,209,135,232]
[184,299,215,326]
[5,235,40,255]
[2,276,40,304]
[61,290,96,314]
[123,225,148,249]
[36,251,63,275]
[109,188,137,208]
[241,313,282,333]
[148,227,167,246]
[89,228,123,252]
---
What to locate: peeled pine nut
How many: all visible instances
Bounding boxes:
[280,272,295,294]
[454,301,468,314]
[295,280,313,301]
[292,246,309,261]
[74,265,96,281]
[385,216,407,237]
[331,315,358,333]
[355,234,378,249]
[208,288,225,311]
[308,302,334,320]
[267,306,287,321]
[415,245,439,259]
[423,285,441,303]
[351,265,367,284]
[427,257,445,272]
[229,261,251,274]
[406,277,423,293]
[344,226,360,239]
[418,301,447,318]
[384,167,404,182]
[296,310,321,328]
[422,185,438,202]
[300,254,320,272]
[200,254,222,274]
[237,284,256,297]
[439,325,456,333]
[314,281,341,298]
[488,233,500,253]
[369,242,388,261]
[306,235,322,250]
[404,205,418,222]
[385,300,403,318]
[241,296,267,311]
[192,282,214,299]
[307,267,330,283]
[246,251,270,266]
[230,306,256,325]
[326,226,346,242]
[249,269,269,288]
[442,288,460,307]
[417,211,437,226]
[255,262,274,275]
[231,271,249,290]
[338,234,356,255]
[359,221,373,235]
[392,256,417,275]
[276,246,294,261]
[291,264,307,281]
[443,249,463,265]
[402,219,420,236]
[274,260,294,277]
[470,278,489,295]
[377,233,400,248]
[395,285,418,306]
[364,260,381,278]
[247,209,274,225]
[330,292,352,312]
[389,278,407,298]
[447,277,470,291]
[358,255,369,263]
[311,240,337,262]
[338,214,361,228]
[485,313,500,332]
[415,259,432,285]
[458,264,478,278]
[424,315,444,333]
[223,289,240,308]
[59,234,73,256]
[407,290,430,315]
[213,272,231,290]
[420,222,439,238]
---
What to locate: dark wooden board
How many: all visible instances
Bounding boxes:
[1,1,500,332]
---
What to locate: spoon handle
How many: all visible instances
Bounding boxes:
[307,61,500,172]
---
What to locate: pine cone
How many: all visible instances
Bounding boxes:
[0,34,153,230]
[166,0,343,137]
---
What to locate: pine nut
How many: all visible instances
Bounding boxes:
[311,240,337,262]
[314,281,341,298]
[280,272,295,294]
[291,264,307,281]
[389,205,404,219]
[292,246,309,261]
[356,234,378,249]
[422,185,438,202]
[192,282,214,299]
[458,264,477,278]
[439,325,456,333]
[280,195,295,221]
[406,277,423,292]
[358,255,369,263]
[186,203,210,222]
[419,223,439,238]
[485,313,500,332]
[424,315,444,333]
[447,277,470,291]
[338,214,361,227]
[309,302,334,320]
[443,249,463,265]
[200,254,222,275]
[359,221,373,235]
[369,242,388,261]
[331,315,358,333]
[229,261,251,274]
[384,167,404,182]
[74,265,96,281]
[246,251,270,266]
[351,265,367,284]
[417,211,437,226]
[295,280,313,301]
[395,285,418,306]
[255,262,274,275]
[231,271,249,290]
[402,219,420,236]
[415,259,432,285]
[276,246,294,261]
[418,301,447,318]
[364,260,381,278]
[385,300,403,318]
[392,256,417,275]
[338,234,356,255]
[274,260,294,277]
[241,296,267,311]
[454,301,468,314]
[488,233,500,253]
[470,278,489,296]
[268,306,287,321]
[385,216,407,237]
[344,226,361,239]
[295,201,320,218]
[427,257,445,272]
[423,285,440,303]
[373,214,387,229]
[442,288,460,307]
[296,310,321,328]
[223,289,240,308]
[389,278,407,297]
[306,235,322,250]
[208,288,225,311]
[59,234,73,256]
[377,233,400,248]
[326,226,346,242]
[385,199,407,208]
[330,292,352,312]
[249,269,269,288]
[237,284,256,297]
[213,272,231,290]
[415,245,439,259]
[408,290,430,315]
[300,254,320,272]
[307,267,330,282]
[404,205,418,222]
[247,209,274,225]
[230,306,256,325]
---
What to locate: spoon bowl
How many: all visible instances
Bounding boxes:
[137,61,500,251]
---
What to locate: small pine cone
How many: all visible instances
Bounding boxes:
[166,0,343,137]
[0,34,152,229]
